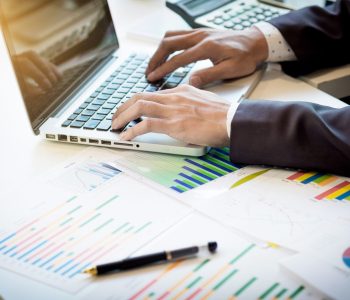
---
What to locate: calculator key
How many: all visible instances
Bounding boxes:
[242,21,251,27]
[213,18,224,25]
[256,14,266,20]
[254,8,264,14]
[246,11,256,17]
[233,24,244,30]
[250,17,258,23]
[70,120,85,128]
[264,11,272,17]
[83,119,100,129]
[222,14,231,21]
[96,120,111,131]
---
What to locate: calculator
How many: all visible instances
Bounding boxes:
[166,0,291,30]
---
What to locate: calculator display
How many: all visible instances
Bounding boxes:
[184,0,213,10]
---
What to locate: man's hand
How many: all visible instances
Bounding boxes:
[146,27,268,87]
[112,85,230,147]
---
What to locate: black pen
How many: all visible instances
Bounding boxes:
[83,241,218,276]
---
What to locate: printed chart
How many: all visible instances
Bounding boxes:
[109,147,241,194]
[342,247,350,269]
[0,153,190,293]
[85,214,319,300]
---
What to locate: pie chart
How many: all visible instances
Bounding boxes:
[343,247,350,268]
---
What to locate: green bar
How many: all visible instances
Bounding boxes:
[190,173,207,184]
[193,259,210,272]
[175,185,187,192]
[213,269,237,291]
[79,213,101,227]
[94,218,114,232]
[201,162,227,176]
[67,196,77,203]
[112,222,129,234]
[194,168,216,180]
[96,195,118,210]
[211,150,230,162]
[134,221,152,233]
[124,226,134,233]
[148,292,155,297]
[230,170,270,189]
[68,205,82,215]
[183,179,197,188]
[60,217,73,226]
[259,283,279,299]
[206,156,236,171]
[346,195,350,201]
[230,244,255,264]
[187,276,202,289]
[275,288,288,299]
[234,277,257,297]
[289,286,304,299]
[314,174,331,184]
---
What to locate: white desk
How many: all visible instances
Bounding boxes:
[0,1,346,299]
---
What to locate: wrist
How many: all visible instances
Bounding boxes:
[245,26,269,65]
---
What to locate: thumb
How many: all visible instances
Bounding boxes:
[189,62,229,88]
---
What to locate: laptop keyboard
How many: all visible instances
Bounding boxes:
[62,53,194,132]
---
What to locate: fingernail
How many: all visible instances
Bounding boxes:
[147,71,156,81]
[189,76,202,87]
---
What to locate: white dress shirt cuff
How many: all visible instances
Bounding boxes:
[226,101,241,138]
[254,21,297,62]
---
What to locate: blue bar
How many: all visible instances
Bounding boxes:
[69,262,91,278]
[100,163,121,174]
[0,233,16,245]
[199,157,231,173]
[174,179,194,190]
[54,259,74,273]
[337,190,350,200]
[184,159,222,177]
[32,258,41,265]
[183,166,213,181]
[213,148,230,155]
[18,240,48,260]
[301,173,325,184]
[39,251,64,268]
[88,168,113,179]
[4,245,16,255]
[0,245,6,251]
[179,173,203,185]
[171,186,185,193]
[62,262,80,276]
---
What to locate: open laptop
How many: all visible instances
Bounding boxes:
[0,0,262,156]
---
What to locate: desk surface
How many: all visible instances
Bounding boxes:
[0,1,347,299]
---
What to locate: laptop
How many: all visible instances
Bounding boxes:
[0,0,263,156]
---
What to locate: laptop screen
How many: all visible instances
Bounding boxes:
[0,0,119,132]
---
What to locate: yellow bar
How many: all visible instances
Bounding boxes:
[200,290,213,300]
[295,172,317,182]
[169,271,194,296]
[326,184,350,199]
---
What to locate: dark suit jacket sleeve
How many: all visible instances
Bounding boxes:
[229,100,350,176]
[268,0,350,77]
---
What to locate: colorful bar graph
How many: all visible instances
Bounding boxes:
[286,171,338,187]
[315,181,350,201]
[170,147,242,193]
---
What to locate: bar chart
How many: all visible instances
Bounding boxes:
[0,173,190,293]
[111,147,242,194]
[343,247,350,268]
[315,181,350,201]
[286,171,338,187]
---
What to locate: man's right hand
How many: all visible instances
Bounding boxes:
[146,27,269,88]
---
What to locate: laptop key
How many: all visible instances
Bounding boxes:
[81,109,95,116]
[92,114,106,120]
[76,115,90,122]
[96,120,111,131]
[62,120,72,127]
[68,113,78,120]
[83,98,94,104]
[92,99,105,106]
[97,108,112,115]
[74,108,83,114]
[83,119,100,130]
[70,120,85,128]
[102,103,116,110]
[97,94,110,100]
[87,104,101,111]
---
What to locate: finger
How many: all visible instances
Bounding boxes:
[113,92,171,121]
[27,51,58,84]
[112,100,173,130]
[164,29,195,37]
[49,62,62,81]
[119,118,171,141]
[147,44,205,82]
[146,31,202,76]
[189,60,235,87]
[21,58,52,90]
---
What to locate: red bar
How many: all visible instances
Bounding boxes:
[287,172,305,181]
[315,181,350,200]
[129,279,158,300]
[157,291,170,300]
[185,288,202,300]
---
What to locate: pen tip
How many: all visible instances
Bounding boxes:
[83,267,97,275]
